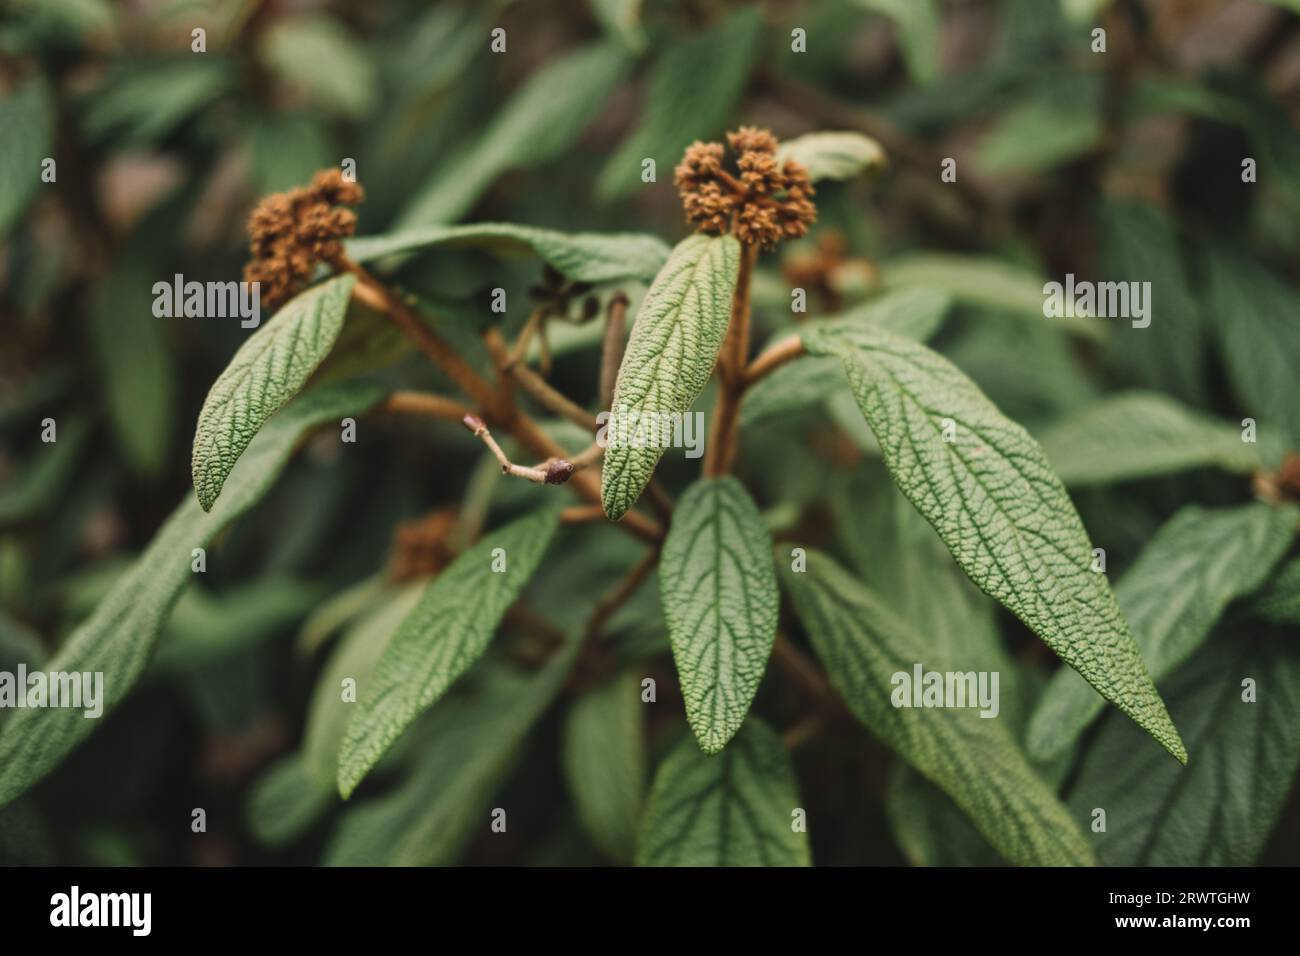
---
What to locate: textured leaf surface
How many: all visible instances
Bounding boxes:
[602,234,740,520]
[347,221,669,283]
[327,642,579,866]
[596,8,761,199]
[562,671,647,862]
[304,583,423,787]
[0,381,386,810]
[192,274,355,511]
[1253,557,1300,626]
[775,131,886,182]
[636,719,810,866]
[803,322,1186,763]
[781,552,1094,866]
[0,75,54,236]
[1067,627,1300,865]
[660,478,778,753]
[1039,391,1259,486]
[1027,502,1298,760]
[337,506,563,797]
[398,43,628,228]
[742,288,951,428]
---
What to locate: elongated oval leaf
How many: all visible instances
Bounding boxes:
[562,670,647,862]
[327,642,580,866]
[192,274,355,511]
[397,43,628,228]
[775,131,887,182]
[781,551,1095,866]
[595,7,763,200]
[1039,391,1260,486]
[602,234,740,520]
[636,718,810,866]
[803,322,1186,763]
[1067,626,1300,865]
[0,381,386,810]
[347,221,669,283]
[337,506,563,797]
[1027,502,1298,760]
[660,477,778,753]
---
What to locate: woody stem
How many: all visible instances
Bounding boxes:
[703,240,759,477]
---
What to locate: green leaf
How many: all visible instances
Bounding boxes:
[880,253,1104,340]
[82,60,230,146]
[742,288,951,428]
[602,234,740,520]
[337,506,563,797]
[1098,201,1205,405]
[780,551,1095,866]
[192,274,355,512]
[562,670,647,862]
[0,381,386,810]
[347,221,670,284]
[1027,502,1298,761]
[303,582,424,787]
[246,752,334,847]
[258,14,378,120]
[326,641,580,866]
[596,8,762,200]
[660,478,778,753]
[636,718,810,866]
[1253,557,1300,626]
[774,131,887,182]
[1067,625,1300,865]
[0,75,54,237]
[1204,246,1300,450]
[90,257,177,477]
[976,75,1103,175]
[1039,391,1260,486]
[398,43,629,228]
[852,0,941,84]
[803,321,1186,763]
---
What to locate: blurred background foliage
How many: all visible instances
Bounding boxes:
[1,0,1299,865]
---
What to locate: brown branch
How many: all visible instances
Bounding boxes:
[343,258,501,414]
[703,240,759,476]
[584,549,659,641]
[462,414,574,485]
[745,334,804,386]
[508,362,600,432]
[379,391,474,423]
[560,504,607,525]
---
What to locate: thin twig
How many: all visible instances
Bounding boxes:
[461,414,574,485]
[584,549,659,640]
[703,241,759,476]
[379,391,474,423]
[745,334,804,386]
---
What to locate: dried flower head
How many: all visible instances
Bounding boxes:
[244,169,364,312]
[674,127,816,249]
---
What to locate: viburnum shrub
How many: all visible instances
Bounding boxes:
[3,121,1299,869]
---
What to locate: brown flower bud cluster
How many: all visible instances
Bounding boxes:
[673,126,817,249]
[244,169,364,312]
